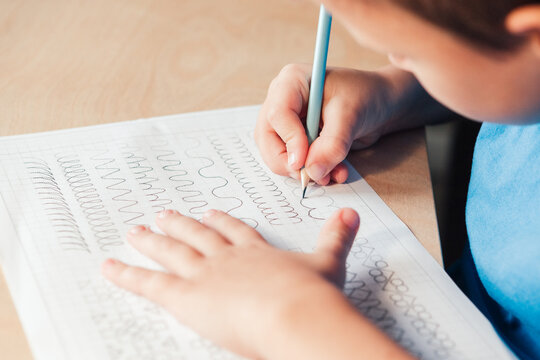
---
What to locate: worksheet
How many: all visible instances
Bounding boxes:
[0,106,514,360]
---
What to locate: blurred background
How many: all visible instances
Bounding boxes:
[426,117,480,268]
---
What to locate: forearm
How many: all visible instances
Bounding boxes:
[260,283,413,360]
[377,65,453,134]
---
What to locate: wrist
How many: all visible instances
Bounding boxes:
[255,278,413,360]
[258,281,355,360]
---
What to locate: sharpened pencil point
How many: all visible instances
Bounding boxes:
[300,168,310,199]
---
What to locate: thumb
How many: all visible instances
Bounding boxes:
[304,100,354,183]
[315,208,360,262]
[305,135,350,183]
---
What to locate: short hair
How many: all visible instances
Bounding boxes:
[389,0,540,51]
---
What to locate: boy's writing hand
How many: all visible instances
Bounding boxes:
[102,208,360,359]
[255,64,394,185]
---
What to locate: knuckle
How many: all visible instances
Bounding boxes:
[268,76,280,92]
[326,137,350,161]
[267,159,286,175]
[266,104,283,125]
[269,64,304,94]
[190,224,211,240]
[117,266,139,289]
[267,113,300,144]
[239,228,259,242]
[139,230,156,243]
[154,237,177,254]
[281,129,298,145]
[327,233,347,253]
[182,250,201,265]
[145,273,173,294]
[280,63,303,76]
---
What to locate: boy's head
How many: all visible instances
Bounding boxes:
[319,0,540,124]
[391,0,537,51]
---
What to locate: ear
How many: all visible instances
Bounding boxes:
[506,5,540,56]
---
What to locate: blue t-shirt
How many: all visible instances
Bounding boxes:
[466,122,540,359]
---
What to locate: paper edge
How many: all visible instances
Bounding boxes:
[0,105,262,141]
[344,161,517,359]
[0,105,517,359]
[0,194,67,360]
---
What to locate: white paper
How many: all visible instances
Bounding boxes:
[0,106,514,360]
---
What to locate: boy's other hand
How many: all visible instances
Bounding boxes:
[102,208,360,359]
[255,64,393,185]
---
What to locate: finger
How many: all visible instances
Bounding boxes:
[255,64,311,175]
[127,225,202,277]
[254,120,289,176]
[256,103,309,175]
[156,210,229,255]
[201,209,266,246]
[102,259,190,309]
[305,135,351,182]
[315,208,360,262]
[329,162,349,184]
[305,101,354,182]
[268,106,309,171]
[316,174,331,186]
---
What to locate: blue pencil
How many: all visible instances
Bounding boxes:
[301,5,332,198]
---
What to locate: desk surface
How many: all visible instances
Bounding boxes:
[0,1,440,358]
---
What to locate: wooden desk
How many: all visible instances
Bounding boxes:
[0,1,440,358]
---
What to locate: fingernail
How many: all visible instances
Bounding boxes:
[158,209,177,219]
[203,209,218,221]
[102,258,120,276]
[129,225,147,235]
[288,152,297,167]
[289,171,300,180]
[306,163,326,181]
[341,209,360,230]
[103,258,118,268]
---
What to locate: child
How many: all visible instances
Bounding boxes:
[102,0,540,359]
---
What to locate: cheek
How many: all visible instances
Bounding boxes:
[412,66,507,122]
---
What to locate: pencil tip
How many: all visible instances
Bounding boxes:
[302,187,307,199]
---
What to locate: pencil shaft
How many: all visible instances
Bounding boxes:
[305,5,332,145]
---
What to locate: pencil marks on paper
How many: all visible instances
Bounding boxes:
[344,238,459,359]
[78,279,184,360]
[92,149,144,226]
[122,143,172,213]
[210,134,299,225]
[18,132,460,359]
[1,109,510,360]
[57,154,121,251]
[24,157,90,253]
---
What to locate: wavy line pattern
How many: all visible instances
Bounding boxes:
[121,144,172,213]
[78,279,183,358]
[283,177,337,221]
[24,158,90,253]
[91,150,144,225]
[56,154,121,251]
[209,134,299,225]
[346,238,458,359]
[185,137,243,216]
[151,139,208,215]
